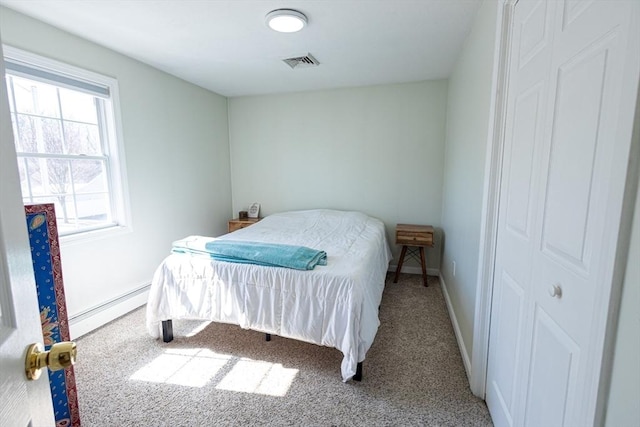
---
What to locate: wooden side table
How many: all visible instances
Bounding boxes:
[393,224,434,286]
[228,217,260,233]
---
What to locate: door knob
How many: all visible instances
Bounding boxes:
[25,341,77,381]
[548,284,563,299]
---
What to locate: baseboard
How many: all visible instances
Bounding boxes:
[69,282,150,339]
[439,273,472,380]
[388,265,440,276]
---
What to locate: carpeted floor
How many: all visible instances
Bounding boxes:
[74,273,493,426]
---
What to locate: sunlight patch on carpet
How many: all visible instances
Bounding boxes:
[216,358,298,396]
[129,349,297,394]
[129,348,231,387]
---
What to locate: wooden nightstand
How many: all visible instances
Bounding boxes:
[228,218,260,233]
[393,224,434,286]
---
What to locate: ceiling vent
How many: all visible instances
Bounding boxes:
[282,53,320,69]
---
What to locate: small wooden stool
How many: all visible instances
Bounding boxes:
[393,224,434,286]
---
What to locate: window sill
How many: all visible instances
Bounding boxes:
[60,224,132,246]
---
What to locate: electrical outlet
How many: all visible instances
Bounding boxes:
[452,261,456,277]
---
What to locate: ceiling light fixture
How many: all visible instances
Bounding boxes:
[265,9,307,33]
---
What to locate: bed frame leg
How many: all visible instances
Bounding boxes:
[353,362,363,381]
[265,333,271,341]
[162,320,173,343]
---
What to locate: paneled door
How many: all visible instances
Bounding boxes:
[0,43,55,425]
[486,1,639,426]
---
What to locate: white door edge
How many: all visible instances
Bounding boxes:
[0,39,55,425]
[592,14,640,422]
[470,0,516,398]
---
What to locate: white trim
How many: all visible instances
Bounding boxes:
[69,283,149,338]
[3,45,114,95]
[2,44,133,243]
[59,224,131,245]
[439,273,472,378]
[103,74,133,234]
[469,0,514,398]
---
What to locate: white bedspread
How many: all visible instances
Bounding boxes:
[146,209,391,381]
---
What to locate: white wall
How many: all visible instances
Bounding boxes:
[228,81,448,270]
[440,0,499,361]
[0,7,232,336]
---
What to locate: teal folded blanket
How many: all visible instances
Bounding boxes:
[204,240,327,270]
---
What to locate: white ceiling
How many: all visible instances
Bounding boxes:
[0,0,481,97]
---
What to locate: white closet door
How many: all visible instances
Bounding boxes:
[486,1,639,426]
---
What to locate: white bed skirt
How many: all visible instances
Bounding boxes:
[146,209,392,381]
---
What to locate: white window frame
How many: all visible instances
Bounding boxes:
[3,45,132,243]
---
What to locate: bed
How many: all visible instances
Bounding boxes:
[146,209,392,381]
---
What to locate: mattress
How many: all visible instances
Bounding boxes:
[146,209,392,381]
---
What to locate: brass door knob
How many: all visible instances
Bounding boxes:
[25,341,77,381]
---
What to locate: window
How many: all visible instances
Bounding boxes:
[3,46,130,238]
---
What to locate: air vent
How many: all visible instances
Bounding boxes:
[282,53,320,69]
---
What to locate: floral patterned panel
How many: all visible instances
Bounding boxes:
[26,204,80,427]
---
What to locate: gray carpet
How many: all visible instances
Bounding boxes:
[74,273,493,426]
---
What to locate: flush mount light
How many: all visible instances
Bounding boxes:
[266,9,307,33]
